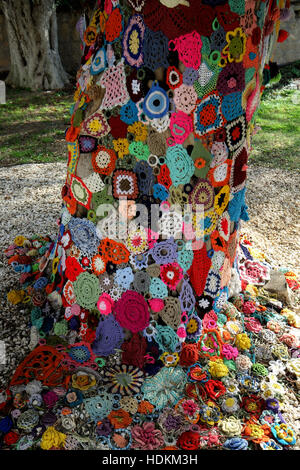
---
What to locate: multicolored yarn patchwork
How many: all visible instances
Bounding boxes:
[2,0,297,453]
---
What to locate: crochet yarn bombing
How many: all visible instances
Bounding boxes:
[2,0,299,452]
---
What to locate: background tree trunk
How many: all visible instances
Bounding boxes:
[1,0,69,90]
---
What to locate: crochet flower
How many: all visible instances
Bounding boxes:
[177,431,200,450]
[205,379,226,400]
[223,437,248,450]
[71,371,97,391]
[141,366,187,410]
[160,263,183,290]
[243,419,271,444]
[40,426,66,450]
[108,409,132,429]
[103,365,144,396]
[238,259,270,286]
[235,333,251,351]
[131,422,164,450]
[209,359,229,378]
[244,316,262,333]
[97,292,114,316]
[286,358,300,378]
[114,290,150,333]
[271,423,296,446]
[220,396,240,414]
[42,390,59,409]
[235,354,252,372]
[218,416,243,437]
[157,407,188,435]
[242,395,265,416]
[222,343,238,360]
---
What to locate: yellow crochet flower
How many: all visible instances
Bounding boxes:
[209,359,229,378]
[71,372,97,391]
[128,121,148,142]
[248,423,264,440]
[223,27,246,63]
[7,289,25,305]
[160,352,180,367]
[235,333,251,351]
[113,138,130,159]
[14,236,27,247]
[281,308,300,328]
[40,426,66,450]
[245,284,258,297]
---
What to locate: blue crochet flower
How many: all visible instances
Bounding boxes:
[223,437,248,450]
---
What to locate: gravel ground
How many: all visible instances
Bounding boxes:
[0,161,299,446]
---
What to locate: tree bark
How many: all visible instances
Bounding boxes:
[1,0,69,90]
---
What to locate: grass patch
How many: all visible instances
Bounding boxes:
[0,88,73,165]
[251,61,300,172]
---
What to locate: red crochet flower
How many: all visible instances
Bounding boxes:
[177,431,200,450]
[114,291,150,333]
[3,431,19,446]
[65,256,84,282]
[160,263,183,291]
[242,395,265,416]
[179,343,199,367]
[204,380,226,400]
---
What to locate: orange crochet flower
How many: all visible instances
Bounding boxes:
[108,409,132,429]
[137,400,154,415]
[243,418,271,444]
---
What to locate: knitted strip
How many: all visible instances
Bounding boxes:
[188,244,212,297]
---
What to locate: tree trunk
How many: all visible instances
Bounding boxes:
[1,0,69,90]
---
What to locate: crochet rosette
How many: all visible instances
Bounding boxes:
[3,0,299,452]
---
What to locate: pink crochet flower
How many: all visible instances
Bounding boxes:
[181,399,199,417]
[279,333,298,348]
[238,259,270,286]
[222,343,239,360]
[148,298,164,313]
[244,317,262,334]
[97,292,114,315]
[131,422,164,450]
[242,300,256,315]
[202,311,218,330]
